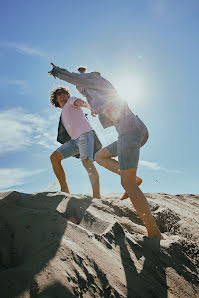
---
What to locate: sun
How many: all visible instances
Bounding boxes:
[115,76,147,106]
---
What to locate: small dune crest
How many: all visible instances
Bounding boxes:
[0,191,198,297]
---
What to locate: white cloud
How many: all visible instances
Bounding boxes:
[0,108,179,176]
[0,41,45,57]
[140,160,181,173]
[0,108,59,155]
[0,168,45,189]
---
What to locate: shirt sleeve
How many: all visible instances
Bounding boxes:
[52,66,113,90]
[68,97,79,107]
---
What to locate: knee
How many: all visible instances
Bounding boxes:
[82,159,92,168]
[50,151,62,164]
[82,160,96,173]
[121,175,137,190]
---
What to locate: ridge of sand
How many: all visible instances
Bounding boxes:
[0,191,198,297]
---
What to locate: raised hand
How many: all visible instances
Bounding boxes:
[91,109,98,117]
[48,62,56,78]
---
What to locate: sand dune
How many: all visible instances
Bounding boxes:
[0,191,198,297]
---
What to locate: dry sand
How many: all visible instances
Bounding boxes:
[0,191,198,298]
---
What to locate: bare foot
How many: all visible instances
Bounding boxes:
[120,177,142,200]
[120,192,129,200]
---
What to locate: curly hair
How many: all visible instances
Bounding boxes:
[49,86,71,108]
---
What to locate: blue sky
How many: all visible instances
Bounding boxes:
[0,0,198,195]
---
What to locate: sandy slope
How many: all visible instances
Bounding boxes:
[0,191,198,298]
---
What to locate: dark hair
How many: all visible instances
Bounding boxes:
[77,66,87,73]
[49,86,71,108]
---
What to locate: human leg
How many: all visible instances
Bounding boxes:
[94,143,142,198]
[76,131,100,198]
[95,144,119,174]
[120,168,162,238]
[50,151,70,192]
[82,159,100,198]
[50,140,79,192]
[117,132,162,238]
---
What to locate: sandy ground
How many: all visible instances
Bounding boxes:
[0,191,198,298]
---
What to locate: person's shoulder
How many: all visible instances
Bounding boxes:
[68,96,77,101]
[88,72,101,77]
[67,96,77,104]
[75,72,101,78]
[68,96,80,107]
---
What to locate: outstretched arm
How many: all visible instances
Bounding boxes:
[74,98,98,117]
[48,62,101,90]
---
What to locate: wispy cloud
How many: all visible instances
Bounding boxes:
[0,168,45,189]
[0,41,45,57]
[0,79,30,94]
[140,160,181,173]
[0,108,59,155]
[0,108,180,175]
[43,180,59,192]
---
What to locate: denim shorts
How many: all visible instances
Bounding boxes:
[105,118,149,170]
[56,130,94,161]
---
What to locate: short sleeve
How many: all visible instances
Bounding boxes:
[68,97,79,107]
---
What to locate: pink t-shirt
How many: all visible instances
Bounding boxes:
[61,97,93,140]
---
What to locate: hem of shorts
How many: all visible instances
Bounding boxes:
[119,165,138,170]
[55,150,65,159]
[80,157,94,161]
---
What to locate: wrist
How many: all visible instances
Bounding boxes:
[51,67,57,77]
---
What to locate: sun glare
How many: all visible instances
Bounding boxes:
[115,77,147,107]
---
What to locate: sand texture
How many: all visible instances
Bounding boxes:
[0,191,198,298]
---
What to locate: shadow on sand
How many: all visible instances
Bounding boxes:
[0,191,92,297]
[104,222,199,298]
[0,191,198,297]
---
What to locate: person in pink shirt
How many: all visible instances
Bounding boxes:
[50,86,101,199]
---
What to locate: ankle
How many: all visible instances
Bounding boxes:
[93,192,101,199]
